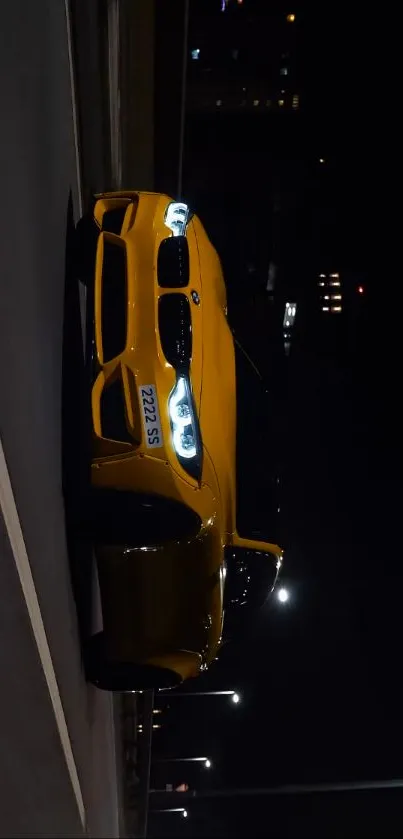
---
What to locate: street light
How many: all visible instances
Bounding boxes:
[137,723,161,730]
[277,587,290,604]
[150,777,403,803]
[158,689,241,703]
[155,756,212,767]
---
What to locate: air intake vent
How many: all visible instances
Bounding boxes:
[101,240,127,362]
[101,206,127,235]
[101,378,132,443]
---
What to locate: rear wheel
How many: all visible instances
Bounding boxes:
[85,632,181,692]
[88,488,201,547]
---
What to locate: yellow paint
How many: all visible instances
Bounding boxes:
[87,191,283,683]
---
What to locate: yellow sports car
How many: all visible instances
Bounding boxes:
[77,191,283,691]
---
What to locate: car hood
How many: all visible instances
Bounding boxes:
[187,218,203,411]
[192,220,236,532]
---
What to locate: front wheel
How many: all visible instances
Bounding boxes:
[88,488,201,547]
[85,632,181,692]
[74,211,99,286]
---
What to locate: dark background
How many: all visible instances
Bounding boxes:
[150,2,401,836]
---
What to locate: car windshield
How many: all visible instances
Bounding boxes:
[234,339,281,544]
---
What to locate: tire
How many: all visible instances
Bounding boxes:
[88,488,201,547]
[74,211,99,286]
[85,632,182,692]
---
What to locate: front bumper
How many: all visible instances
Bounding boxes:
[88,191,208,518]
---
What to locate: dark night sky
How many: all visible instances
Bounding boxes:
[150,3,401,836]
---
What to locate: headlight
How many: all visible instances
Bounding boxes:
[164,202,189,237]
[168,376,202,479]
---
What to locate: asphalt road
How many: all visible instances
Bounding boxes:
[0,1,120,835]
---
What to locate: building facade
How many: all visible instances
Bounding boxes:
[187,1,300,113]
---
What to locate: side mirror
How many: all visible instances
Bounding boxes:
[223,536,283,611]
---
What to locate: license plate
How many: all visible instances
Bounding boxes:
[138,384,163,448]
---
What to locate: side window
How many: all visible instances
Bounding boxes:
[234,340,281,542]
